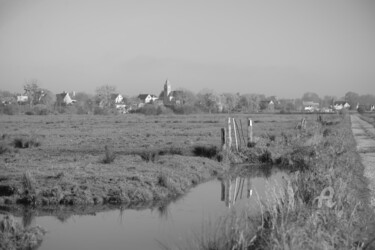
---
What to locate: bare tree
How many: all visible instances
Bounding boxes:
[23,79,48,107]
[95,85,117,108]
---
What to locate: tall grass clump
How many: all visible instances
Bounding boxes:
[157,172,171,188]
[102,145,116,164]
[13,137,41,148]
[0,215,45,250]
[22,171,36,194]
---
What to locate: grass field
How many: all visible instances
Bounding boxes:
[1,112,375,249]
[0,113,317,208]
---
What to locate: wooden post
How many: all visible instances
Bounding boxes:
[247,118,253,146]
[239,119,246,146]
[233,177,239,204]
[221,128,226,151]
[228,117,232,151]
[227,179,232,208]
[233,118,238,152]
[302,118,306,130]
[221,180,225,201]
[234,119,242,149]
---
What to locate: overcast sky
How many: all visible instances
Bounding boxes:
[1,0,374,98]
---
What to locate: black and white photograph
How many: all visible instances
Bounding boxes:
[1,1,375,249]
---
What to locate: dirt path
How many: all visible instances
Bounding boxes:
[351,114,375,206]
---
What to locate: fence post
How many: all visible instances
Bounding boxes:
[247,118,253,146]
[228,117,232,151]
[233,118,238,152]
[221,128,226,151]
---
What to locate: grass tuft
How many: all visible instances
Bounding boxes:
[13,137,41,148]
[157,172,171,188]
[22,171,36,195]
[102,145,116,164]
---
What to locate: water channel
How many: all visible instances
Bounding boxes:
[3,168,288,250]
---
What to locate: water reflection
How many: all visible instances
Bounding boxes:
[221,177,253,208]
[0,168,289,250]
[220,168,288,210]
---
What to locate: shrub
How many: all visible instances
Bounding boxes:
[0,104,19,115]
[171,105,199,114]
[137,104,159,115]
[258,149,272,163]
[94,107,111,115]
[357,106,366,114]
[32,104,50,115]
[193,145,219,159]
[13,137,41,148]
[157,105,174,115]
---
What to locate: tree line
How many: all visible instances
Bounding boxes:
[0,80,374,115]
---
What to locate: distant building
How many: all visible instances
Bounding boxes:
[163,79,185,106]
[333,101,350,110]
[110,94,124,104]
[259,100,275,112]
[56,91,76,106]
[138,94,158,104]
[303,101,320,112]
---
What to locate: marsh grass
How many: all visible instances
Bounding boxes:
[0,215,46,250]
[189,114,375,249]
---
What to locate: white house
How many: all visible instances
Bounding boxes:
[333,101,350,110]
[56,91,76,106]
[138,94,158,104]
[110,93,124,104]
[17,95,28,104]
[303,101,319,112]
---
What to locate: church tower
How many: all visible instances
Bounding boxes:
[164,79,171,104]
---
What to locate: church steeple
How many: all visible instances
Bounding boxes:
[164,79,171,104]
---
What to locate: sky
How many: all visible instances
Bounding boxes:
[1,0,375,99]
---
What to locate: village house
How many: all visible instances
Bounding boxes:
[333,101,350,110]
[356,103,375,112]
[137,94,158,104]
[259,100,275,112]
[110,93,123,104]
[303,101,320,112]
[17,95,28,104]
[110,93,128,113]
[55,91,76,106]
